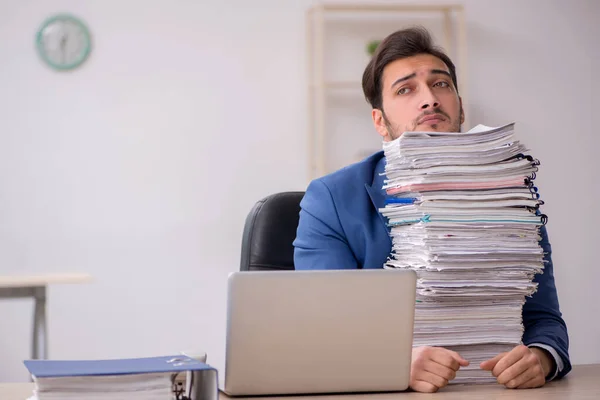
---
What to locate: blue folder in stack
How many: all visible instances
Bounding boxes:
[24,355,218,400]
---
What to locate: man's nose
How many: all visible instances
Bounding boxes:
[419,87,440,110]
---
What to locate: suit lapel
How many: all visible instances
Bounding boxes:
[365,155,392,239]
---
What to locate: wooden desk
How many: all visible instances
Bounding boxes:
[2,364,599,400]
[0,273,92,360]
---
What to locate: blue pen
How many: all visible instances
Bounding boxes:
[385,197,417,204]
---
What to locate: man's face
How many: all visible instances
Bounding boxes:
[372,54,464,141]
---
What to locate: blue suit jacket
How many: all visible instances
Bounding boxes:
[293,151,571,379]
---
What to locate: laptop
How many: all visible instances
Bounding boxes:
[221,269,417,396]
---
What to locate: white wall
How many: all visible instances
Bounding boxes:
[0,0,598,382]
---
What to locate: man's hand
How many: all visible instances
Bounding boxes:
[480,345,554,389]
[410,346,469,393]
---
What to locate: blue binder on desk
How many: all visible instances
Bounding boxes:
[24,355,218,400]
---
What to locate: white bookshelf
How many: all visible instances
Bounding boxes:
[306,3,467,180]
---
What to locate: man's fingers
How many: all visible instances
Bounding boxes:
[410,347,463,393]
[505,363,542,389]
[411,380,438,393]
[480,352,506,371]
[431,351,459,370]
[448,350,470,367]
[479,346,548,390]
[424,361,457,381]
[430,349,467,370]
[414,371,449,390]
[496,356,531,385]
[492,345,530,377]
[516,375,546,389]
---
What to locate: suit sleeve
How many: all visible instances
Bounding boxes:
[293,179,358,270]
[521,224,572,379]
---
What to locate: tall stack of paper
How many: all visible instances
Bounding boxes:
[23,355,219,400]
[380,123,546,384]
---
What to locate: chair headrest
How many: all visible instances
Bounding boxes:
[240,192,305,271]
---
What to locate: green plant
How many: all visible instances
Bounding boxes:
[366,39,381,56]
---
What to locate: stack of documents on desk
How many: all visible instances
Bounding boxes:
[380,123,546,384]
[23,355,218,400]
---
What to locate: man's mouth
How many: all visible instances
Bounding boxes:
[419,114,446,125]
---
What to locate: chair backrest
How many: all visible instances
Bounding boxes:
[240,191,305,271]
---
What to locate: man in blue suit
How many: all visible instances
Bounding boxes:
[293,27,570,393]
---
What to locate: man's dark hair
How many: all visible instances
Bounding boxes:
[362,26,458,110]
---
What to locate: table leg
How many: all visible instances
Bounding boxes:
[32,286,47,360]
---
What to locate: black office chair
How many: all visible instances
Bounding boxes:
[240,191,305,271]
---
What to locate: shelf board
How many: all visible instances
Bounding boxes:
[309,82,362,89]
[309,4,463,13]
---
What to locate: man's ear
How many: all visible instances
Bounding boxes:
[459,96,465,125]
[372,109,390,140]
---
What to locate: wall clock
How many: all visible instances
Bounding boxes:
[36,14,92,71]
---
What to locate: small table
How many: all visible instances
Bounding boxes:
[0,273,92,360]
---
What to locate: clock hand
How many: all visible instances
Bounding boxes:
[60,34,67,64]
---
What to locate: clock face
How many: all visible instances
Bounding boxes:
[36,14,92,70]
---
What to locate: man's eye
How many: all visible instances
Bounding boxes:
[397,87,411,95]
[434,81,450,88]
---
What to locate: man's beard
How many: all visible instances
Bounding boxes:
[383,108,461,139]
